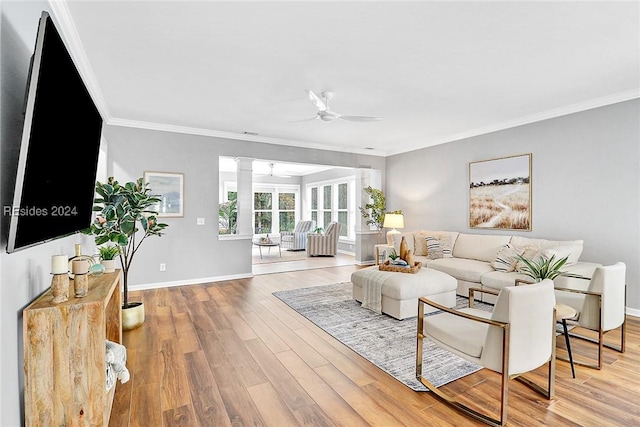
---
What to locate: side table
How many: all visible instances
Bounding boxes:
[556,303,577,378]
[253,241,281,259]
[374,244,392,265]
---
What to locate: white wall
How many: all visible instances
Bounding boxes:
[0,3,101,425]
[386,99,640,312]
[102,124,385,288]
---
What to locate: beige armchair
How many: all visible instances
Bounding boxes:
[554,262,626,370]
[306,222,340,256]
[417,280,556,426]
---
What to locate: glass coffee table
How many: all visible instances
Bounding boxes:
[253,241,281,259]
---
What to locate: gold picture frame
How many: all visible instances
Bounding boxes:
[143,171,184,218]
[469,153,531,231]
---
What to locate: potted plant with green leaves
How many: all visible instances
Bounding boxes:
[98,244,120,273]
[516,253,584,283]
[85,177,168,330]
[359,186,387,243]
[218,197,237,234]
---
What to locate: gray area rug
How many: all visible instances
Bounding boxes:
[273,282,494,392]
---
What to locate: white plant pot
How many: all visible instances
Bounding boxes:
[101,259,116,273]
[122,302,145,331]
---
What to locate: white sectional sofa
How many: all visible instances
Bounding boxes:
[387,230,601,303]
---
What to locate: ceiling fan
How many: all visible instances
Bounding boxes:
[294,90,382,123]
[254,162,292,178]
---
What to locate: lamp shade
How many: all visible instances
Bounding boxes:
[383,213,404,246]
[383,213,404,229]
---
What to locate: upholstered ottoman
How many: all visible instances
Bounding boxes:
[351,266,458,320]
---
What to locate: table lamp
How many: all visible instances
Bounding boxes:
[383,213,404,246]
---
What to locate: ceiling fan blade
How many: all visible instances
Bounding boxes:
[339,115,382,122]
[307,90,327,111]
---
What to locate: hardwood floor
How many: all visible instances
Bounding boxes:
[110,264,640,426]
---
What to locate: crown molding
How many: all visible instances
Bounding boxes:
[47,0,111,121]
[385,89,640,156]
[107,117,387,157]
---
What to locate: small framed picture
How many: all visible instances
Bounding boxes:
[143,171,184,218]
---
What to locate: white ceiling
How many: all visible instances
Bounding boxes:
[219,157,336,176]
[53,1,639,157]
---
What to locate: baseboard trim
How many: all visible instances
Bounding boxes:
[129,273,254,291]
[626,307,640,318]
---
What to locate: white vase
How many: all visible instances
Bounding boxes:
[122,302,145,331]
[101,259,116,273]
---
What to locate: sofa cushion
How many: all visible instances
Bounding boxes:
[510,236,584,265]
[491,243,525,272]
[452,233,512,262]
[424,307,489,358]
[481,270,532,291]
[391,233,415,255]
[427,258,495,283]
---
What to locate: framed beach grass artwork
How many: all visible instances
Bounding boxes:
[469,153,531,230]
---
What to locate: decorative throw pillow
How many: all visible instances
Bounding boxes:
[440,236,453,258]
[515,245,540,272]
[413,232,428,256]
[491,243,525,272]
[425,236,443,260]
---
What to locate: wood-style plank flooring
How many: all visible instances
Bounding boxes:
[110,259,640,426]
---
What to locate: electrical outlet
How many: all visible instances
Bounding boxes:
[159,263,166,272]
[197,218,205,225]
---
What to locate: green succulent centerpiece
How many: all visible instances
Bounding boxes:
[85,177,168,308]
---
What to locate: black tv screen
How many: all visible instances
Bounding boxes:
[7,11,103,253]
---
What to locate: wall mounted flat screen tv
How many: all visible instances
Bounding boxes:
[7,11,103,253]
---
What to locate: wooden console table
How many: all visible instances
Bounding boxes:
[23,270,122,426]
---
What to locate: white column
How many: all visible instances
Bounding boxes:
[235,157,254,237]
[355,168,383,264]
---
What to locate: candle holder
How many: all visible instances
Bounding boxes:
[68,244,95,279]
[74,273,89,298]
[51,273,69,304]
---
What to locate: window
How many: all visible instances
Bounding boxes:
[338,183,348,237]
[306,178,355,240]
[323,185,332,228]
[311,187,318,226]
[219,191,237,234]
[253,185,300,235]
[254,192,272,234]
[279,192,296,232]
[219,177,238,235]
